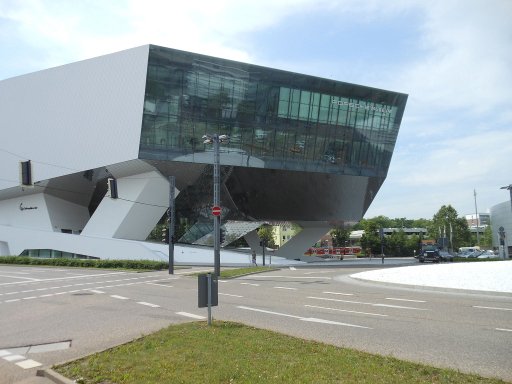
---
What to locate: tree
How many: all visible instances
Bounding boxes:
[359,220,381,255]
[430,205,471,251]
[330,226,351,247]
[257,224,276,249]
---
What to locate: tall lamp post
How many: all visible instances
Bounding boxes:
[203,133,229,276]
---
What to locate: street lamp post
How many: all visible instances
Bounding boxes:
[203,133,229,276]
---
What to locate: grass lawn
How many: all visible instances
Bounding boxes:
[54,321,506,384]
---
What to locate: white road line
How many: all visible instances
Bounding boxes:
[240,282,260,286]
[323,291,354,296]
[5,299,20,302]
[303,270,336,274]
[137,302,160,308]
[496,328,512,332]
[474,305,512,311]
[289,267,296,270]
[145,283,174,288]
[110,295,129,300]
[274,286,298,290]
[300,317,371,328]
[305,304,388,317]
[250,275,331,280]
[88,290,105,294]
[39,294,54,298]
[176,312,206,320]
[237,305,371,329]
[22,296,37,300]
[0,274,40,281]
[219,293,243,298]
[307,297,428,311]
[385,297,426,303]
[0,350,11,357]
[0,271,128,286]
[16,359,42,369]
[3,354,25,362]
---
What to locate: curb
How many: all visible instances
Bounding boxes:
[37,368,75,384]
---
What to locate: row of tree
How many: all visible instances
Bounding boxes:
[330,205,493,257]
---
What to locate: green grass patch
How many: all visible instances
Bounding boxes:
[0,256,170,271]
[453,257,502,262]
[219,266,278,279]
[54,321,506,384]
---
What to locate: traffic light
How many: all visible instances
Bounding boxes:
[108,178,118,199]
[219,228,226,244]
[162,227,169,243]
[20,160,32,186]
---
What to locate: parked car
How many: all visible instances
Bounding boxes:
[439,251,454,262]
[477,250,496,259]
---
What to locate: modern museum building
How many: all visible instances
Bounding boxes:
[0,45,407,261]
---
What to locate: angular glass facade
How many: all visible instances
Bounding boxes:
[139,45,407,178]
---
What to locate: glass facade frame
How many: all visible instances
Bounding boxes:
[139,45,407,178]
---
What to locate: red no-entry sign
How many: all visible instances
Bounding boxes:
[212,206,221,216]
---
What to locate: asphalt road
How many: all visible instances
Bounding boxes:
[1,265,511,383]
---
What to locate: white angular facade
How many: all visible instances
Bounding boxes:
[0,45,407,261]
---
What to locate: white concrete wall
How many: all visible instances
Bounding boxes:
[0,193,53,230]
[0,193,90,233]
[0,45,149,191]
[81,171,171,241]
[45,194,90,233]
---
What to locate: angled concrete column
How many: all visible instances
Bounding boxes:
[82,171,173,241]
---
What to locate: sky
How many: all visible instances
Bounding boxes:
[1,0,511,220]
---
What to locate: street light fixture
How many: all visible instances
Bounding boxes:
[202,133,230,276]
[500,184,512,212]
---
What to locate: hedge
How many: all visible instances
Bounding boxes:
[0,256,168,270]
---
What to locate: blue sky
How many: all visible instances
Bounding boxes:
[1,0,511,220]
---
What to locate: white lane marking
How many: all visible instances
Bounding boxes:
[0,274,40,281]
[474,306,512,311]
[145,283,174,288]
[0,271,128,286]
[3,354,25,362]
[240,282,260,286]
[237,306,371,329]
[385,297,426,303]
[110,295,129,300]
[219,293,243,298]
[305,304,388,317]
[289,267,296,270]
[323,291,354,296]
[307,297,427,311]
[250,275,331,280]
[176,312,206,320]
[0,350,11,357]
[303,270,336,274]
[137,302,160,308]
[300,317,371,328]
[496,328,512,332]
[22,296,37,300]
[5,299,20,302]
[16,359,42,369]
[39,294,54,298]
[274,286,298,290]
[88,290,105,294]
